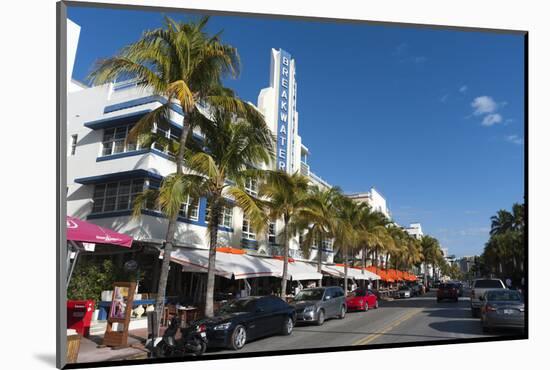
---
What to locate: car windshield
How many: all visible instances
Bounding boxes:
[295,289,324,301]
[440,284,456,289]
[349,289,367,297]
[219,298,256,313]
[475,280,504,288]
[487,291,522,301]
[399,287,409,291]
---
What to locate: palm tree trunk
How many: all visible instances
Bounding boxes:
[154,114,191,330]
[317,234,323,287]
[205,200,221,317]
[423,261,428,287]
[155,214,178,330]
[281,218,289,298]
[361,246,366,289]
[344,247,349,294]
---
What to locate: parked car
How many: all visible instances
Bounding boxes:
[396,286,412,298]
[199,295,296,350]
[455,282,464,297]
[291,286,347,325]
[437,283,459,302]
[409,283,423,296]
[480,289,525,332]
[346,288,379,311]
[470,278,506,317]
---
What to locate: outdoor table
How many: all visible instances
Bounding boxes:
[97,299,165,320]
[177,306,199,328]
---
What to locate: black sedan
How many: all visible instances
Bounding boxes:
[198,295,296,350]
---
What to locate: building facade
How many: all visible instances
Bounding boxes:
[347,188,391,220]
[66,22,334,263]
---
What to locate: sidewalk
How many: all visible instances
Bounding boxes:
[75,327,161,363]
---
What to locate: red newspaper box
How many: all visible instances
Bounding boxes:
[67,300,95,336]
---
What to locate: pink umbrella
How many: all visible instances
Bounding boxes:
[66,216,133,248]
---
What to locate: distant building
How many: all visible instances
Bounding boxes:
[404,223,423,240]
[458,256,477,273]
[347,188,391,219]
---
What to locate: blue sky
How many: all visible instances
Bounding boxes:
[68,6,525,258]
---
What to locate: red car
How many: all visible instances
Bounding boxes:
[346,288,379,311]
[437,283,459,302]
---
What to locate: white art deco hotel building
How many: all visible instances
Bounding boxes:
[67,21,334,263]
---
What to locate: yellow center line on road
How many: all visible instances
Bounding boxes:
[352,308,424,346]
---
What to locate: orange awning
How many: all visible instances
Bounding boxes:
[216,246,246,254]
[273,255,296,263]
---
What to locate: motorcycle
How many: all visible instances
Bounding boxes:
[146,316,208,358]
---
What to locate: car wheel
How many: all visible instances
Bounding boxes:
[316,309,325,326]
[230,325,247,350]
[374,300,379,309]
[338,305,346,319]
[363,302,369,312]
[281,316,293,336]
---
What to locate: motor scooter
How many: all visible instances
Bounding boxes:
[146,315,207,358]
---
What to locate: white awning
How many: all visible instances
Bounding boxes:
[167,248,374,281]
[169,248,281,280]
[322,265,381,280]
[285,261,322,281]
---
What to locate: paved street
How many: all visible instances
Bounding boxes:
[205,290,501,355]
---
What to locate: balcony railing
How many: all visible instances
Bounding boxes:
[300,162,310,177]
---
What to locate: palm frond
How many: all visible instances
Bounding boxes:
[226,186,269,234]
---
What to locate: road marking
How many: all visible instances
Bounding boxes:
[352,308,423,346]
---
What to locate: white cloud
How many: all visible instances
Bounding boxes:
[393,43,408,56]
[506,135,523,145]
[471,96,498,115]
[482,113,503,126]
[440,94,449,103]
[459,85,468,93]
[414,56,427,64]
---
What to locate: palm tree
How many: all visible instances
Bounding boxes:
[490,209,514,236]
[420,235,441,286]
[298,187,339,287]
[403,234,423,271]
[90,16,266,321]
[134,109,274,317]
[387,225,408,270]
[259,171,311,297]
[355,207,389,272]
[331,193,364,293]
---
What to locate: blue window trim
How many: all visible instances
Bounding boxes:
[74,169,162,185]
[84,109,183,131]
[241,239,258,249]
[103,95,184,115]
[86,208,233,232]
[96,148,173,162]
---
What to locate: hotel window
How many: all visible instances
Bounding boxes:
[244,177,258,196]
[205,201,233,228]
[179,195,199,220]
[101,125,139,156]
[152,122,178,155]
[268,222,277,244]
[91,179,145,213]
[70,134,78,156]
[242,215,256,240]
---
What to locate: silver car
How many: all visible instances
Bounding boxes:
[292,287,347,325]
[480,289,525,332]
